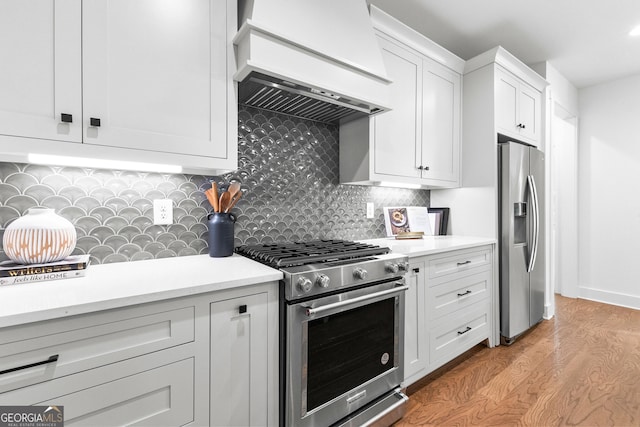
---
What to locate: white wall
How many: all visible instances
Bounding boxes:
[578,73,640,310]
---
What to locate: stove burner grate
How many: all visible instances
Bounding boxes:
[235,239,389,268]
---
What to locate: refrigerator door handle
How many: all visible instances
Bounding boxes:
[527,175,540,272]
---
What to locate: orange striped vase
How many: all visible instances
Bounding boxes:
[3,208,77,265]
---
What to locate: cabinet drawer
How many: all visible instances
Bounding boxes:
[427,246,492,282]
[429,301,489,369]
[0,352,194,427]
[427,271,491,320]
[0,302,194,393]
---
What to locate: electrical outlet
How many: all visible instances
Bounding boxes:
[153,199,173,225]
[366,202,374,219]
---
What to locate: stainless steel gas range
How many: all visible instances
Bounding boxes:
[236,240,409,427]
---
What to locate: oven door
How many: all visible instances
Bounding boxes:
[286,280,407,427]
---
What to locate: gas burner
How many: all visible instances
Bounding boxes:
[235,239,389,268]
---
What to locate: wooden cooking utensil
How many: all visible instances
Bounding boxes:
[211,182,220,212]
[204,189,216,209]
[225,190,242,212]
[218,191,231,214]
[227,182,241,200]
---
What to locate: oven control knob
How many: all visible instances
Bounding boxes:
[316,274,331,288]
[398,261,409,272]
[386,263,400,274]
[353,267,368,280]
[297,276,313,293]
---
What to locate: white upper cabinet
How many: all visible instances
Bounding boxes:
[495,67,542,146]
[0,0,237,174]
[421,60,461,183]
[0,0,82,143]
[372,37,422,180]
[340,6,463,189]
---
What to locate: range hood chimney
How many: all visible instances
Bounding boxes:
[234,0,392,124]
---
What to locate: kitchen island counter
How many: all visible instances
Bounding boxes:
[363,235,496,257]
[0,254,282,328]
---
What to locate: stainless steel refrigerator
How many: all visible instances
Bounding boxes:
[498,141,545,344]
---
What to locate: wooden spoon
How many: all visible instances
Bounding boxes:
[218,191,231,214]
[211,182,220,212]
[227,182,241,201]
[225,190,242,213]
[204,189,217,209]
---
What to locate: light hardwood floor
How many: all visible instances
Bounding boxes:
[396,296,640,426]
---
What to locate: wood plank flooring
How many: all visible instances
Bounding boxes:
[395,296,640,426]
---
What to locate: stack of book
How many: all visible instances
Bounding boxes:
[0,254,91,285]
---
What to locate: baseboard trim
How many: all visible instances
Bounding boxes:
[543,302,555,319]
[578,287,640,310]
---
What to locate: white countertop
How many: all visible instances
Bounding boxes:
[362,235,496,257]
[0,254,282,328]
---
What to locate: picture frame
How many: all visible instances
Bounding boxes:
[428,207,450,235]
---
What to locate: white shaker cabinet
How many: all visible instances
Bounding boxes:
[0,0,237,174]
[495,68,542,146]
[210,290,277,427]
[403,260,428,385]
[0,282,279,426]
[0,0,82,143]
[339,6,463,189]
[402,245,496,387]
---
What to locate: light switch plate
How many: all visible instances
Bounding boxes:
[366,202,374,219]
[153,199,173,225]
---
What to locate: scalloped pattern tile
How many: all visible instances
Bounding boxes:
[0,106,429,264]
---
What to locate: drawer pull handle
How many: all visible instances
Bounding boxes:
[457,326,472,335]
[238,304,247,314]
[457,290,472,297]
[412,268,420,273]
[0,354,59,376]
[60,113,73,123]
[457,260,471,266]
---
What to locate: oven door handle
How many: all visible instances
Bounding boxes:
[304,285,409,317]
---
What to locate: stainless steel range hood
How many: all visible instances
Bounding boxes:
[234,0,392,124]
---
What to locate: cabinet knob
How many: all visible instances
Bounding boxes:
[90,117,101,127]
[61,113,73,123]
[412,267,420,273]
[417,166,423,170]
[423,166,430,171]
[238,304,247,314]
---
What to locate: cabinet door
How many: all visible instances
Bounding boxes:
[403,260,427,385]
[0,0,82,142]
[373,37,422,180]
[210,292,270,427]
[495,70,519,136]
[421,59,460,184]
[82,0,230,159]
[518,82,542,144]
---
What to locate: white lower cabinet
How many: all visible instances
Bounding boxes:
[403,259,427,385]
[0,282,279,426]
[0,350,195,426]
[210,291,275,427]
[403,245,495,386]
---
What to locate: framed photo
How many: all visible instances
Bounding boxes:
[428,207,450,235]
[383,206,432,236]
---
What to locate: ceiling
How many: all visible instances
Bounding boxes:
[368,0,640,88]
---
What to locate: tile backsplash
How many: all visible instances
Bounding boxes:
[0,106,429,265]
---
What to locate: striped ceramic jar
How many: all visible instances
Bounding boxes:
[3,208,77,265]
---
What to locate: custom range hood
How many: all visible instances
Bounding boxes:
[234,0,392,124]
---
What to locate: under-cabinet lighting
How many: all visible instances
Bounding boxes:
[379,181,422,190]
[630,24,640,36]
[28,154,183,174]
